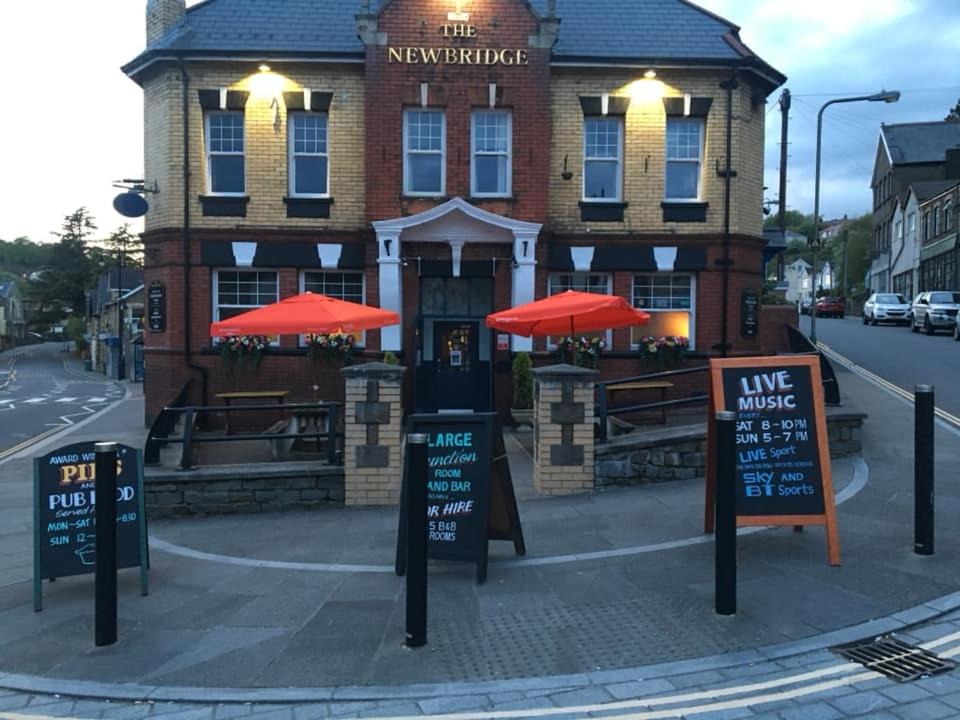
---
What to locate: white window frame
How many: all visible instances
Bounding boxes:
[945,200,954,231]
[298,270,366,347]
[546,272,612,349]
[403,109,446,197]
[205,111,246,196]
[288,112,330,198]
[211,269,280,346]
[630,273,697,351]
[582,117,623,202]
[665,117,705,202]
[470,110,512,198]
[908,212,916,240]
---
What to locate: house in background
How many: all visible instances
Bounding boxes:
[86,268,144,379]
[869,121,960,292]
[784,259,812,304]
[814,261,834,294]
[819,215,851,243]
[0,281,26,349]
[918,179,959,291]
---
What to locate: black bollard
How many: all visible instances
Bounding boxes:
[715,411,737,615]
[405,433,429,648]
[94,442,119,646]
[914,385,935,556]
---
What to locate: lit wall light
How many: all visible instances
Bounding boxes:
[448,0,469,22]
[249,66,286,102]
[622,78,668,104]
[644,69,657,79]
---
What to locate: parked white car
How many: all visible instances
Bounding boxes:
[863,293,911,326]
[911,291,960,335]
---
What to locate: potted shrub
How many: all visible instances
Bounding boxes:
[511,351,534,428]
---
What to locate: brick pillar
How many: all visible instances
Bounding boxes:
[531,364,598,495]
[341,362,405,506]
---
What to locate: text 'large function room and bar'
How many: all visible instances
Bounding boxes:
[123,0,786,422]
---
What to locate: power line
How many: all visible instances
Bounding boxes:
[791,86,960,98]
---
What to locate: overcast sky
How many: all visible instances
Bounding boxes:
[0,0,957,244]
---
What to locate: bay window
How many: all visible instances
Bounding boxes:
[631,274,695,349]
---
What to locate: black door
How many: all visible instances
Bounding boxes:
[431,320,488,412]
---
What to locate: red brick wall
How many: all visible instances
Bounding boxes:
[364,0,550,223]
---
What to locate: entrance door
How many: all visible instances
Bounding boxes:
[434,320,483,411]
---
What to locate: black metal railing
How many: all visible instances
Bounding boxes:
[143,379,193,465]
[784,323,841,405]
[596,365,711,443]
[144,401,342,470]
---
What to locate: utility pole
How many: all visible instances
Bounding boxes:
[842,229,849,299]
[776,89,790,283]
[116,235,125,381]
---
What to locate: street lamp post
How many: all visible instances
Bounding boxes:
[810,90,900,344]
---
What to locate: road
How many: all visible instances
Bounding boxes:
[801,314,960,420]
[0,343,124,454]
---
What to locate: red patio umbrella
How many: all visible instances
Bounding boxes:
[209,292,400,337]
[485,290,649,337]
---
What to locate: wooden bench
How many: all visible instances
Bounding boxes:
[215,390,289,434]
[606,380,675,425]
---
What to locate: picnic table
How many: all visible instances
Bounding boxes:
[215,390,289,434]
[605,380,674,424]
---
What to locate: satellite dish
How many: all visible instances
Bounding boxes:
[113,191,149,218]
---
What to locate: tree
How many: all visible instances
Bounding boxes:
[26,208,98,325]
[946,98,960,122]
[821,214,871,297]
[88,224,145,278]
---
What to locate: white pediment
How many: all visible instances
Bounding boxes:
[372,196,541,243]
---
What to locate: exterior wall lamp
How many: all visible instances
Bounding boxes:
[809,90,900,343]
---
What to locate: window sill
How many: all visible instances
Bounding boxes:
[284,196,334,219]
[199,195,249,217]
[661,201,708,223]
[579,201,628,222]
[469,195,515,202]
[402,193,448,200]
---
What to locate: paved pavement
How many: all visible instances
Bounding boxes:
[802,314,960,421]
[1,360,960,718]
[0,344,125,454]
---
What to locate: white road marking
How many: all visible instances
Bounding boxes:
[148,459,870,573]
[54,397,79,403]
[23,398,46,404]
[85,397,107,404]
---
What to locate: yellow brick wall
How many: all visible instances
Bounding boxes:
[548,69,768,236]
[142,62,365,233]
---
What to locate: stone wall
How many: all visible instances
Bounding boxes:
[145,465,344,517]
[595,412,866,487]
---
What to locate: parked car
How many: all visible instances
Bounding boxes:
[815,296,845,318]
[799,297,813,315]
[955,312,960,342]
[863,293,911,326]
[911,291,960,335]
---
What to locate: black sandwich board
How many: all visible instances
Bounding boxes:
[396,413,525,583]
[704,355,839,566]
[33,442,149,611]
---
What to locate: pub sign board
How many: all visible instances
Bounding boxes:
[741,289,759,339]
[33,442,149,611]
[148,281,166,333]
[704,356,840,566]
[397,413,494,583]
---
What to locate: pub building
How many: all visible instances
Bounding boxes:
[124,0,787,424]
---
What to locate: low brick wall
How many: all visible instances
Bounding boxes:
[595,411,866,487]
[144,463,344,517]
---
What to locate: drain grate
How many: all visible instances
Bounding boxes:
[832,636,956,682]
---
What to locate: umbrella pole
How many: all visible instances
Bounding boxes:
[569,316,575,366]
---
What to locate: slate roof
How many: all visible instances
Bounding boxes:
[125,0,783,86]
[88,269,144,315]
[909,179,959,204]
[882,122,960,165]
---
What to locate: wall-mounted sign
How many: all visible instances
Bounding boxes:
[33,442,149,611]
[497,334,510,351]
[148,281,166,333]
[741,289,759,338]
[704,356,839,566]
[387,10,529,66]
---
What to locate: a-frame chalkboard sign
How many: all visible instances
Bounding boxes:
[33,442,149,611]
[396,413,525,583]
[704,356,840,565]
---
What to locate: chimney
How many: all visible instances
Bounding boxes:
[146,0,186,46]
[946,147,960,181]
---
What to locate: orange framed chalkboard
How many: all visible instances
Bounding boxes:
[704,355,840,566]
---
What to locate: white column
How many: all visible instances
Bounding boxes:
[377,231,403,351]
[511,230,538,352]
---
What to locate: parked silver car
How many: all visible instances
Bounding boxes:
[911,291,960,335]
[863,293,911,326]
